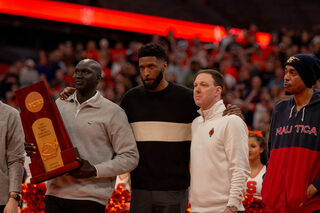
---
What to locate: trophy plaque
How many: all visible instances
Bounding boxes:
[16,80,80,184]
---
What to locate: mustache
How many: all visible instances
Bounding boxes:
[143,78,155,81]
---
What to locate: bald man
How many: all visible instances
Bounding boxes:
[26,59,139,213]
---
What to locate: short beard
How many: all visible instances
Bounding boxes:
[142,70,163,90]
[285,90,292,95]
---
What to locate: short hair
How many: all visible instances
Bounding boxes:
[138,43,168,62]
[196,69,224,89]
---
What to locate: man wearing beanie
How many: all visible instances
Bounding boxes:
[262,54,320,213]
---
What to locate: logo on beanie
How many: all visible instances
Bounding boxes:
[286,56,300,63]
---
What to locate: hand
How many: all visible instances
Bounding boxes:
[24,142,37,157]
[68,157,97,179]
[306,184,318,200]
[4,198,19,213]
[223,104,244,120]
[60,87,76,100]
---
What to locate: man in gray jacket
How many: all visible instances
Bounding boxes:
[26,59,139,213]
[0,102,25,213]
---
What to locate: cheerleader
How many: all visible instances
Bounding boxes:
[246,131,267,199]
[243,131,269,212]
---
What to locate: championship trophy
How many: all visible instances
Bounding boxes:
[15,80,80,184]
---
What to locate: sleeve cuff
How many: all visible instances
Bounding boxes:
[227,199,241,210]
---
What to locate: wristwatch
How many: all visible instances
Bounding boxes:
[9,193,21,202]
[226,205,238,212]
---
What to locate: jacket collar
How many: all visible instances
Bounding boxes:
[198,99,226,121]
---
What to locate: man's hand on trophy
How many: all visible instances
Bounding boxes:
[68,157,97,179]
[59,87,76,100]
[25,142,37,157]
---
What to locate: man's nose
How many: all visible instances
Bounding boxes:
[194,86,200,93]
[142,69,150,77]
[284,73,290,81]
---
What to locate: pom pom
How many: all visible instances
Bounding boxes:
[105,183,130,213]
[243,193,269,213]
[21,183,47,213]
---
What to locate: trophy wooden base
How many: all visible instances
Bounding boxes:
[29,147,80,184]
[30,160,80,184]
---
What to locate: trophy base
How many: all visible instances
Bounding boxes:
[30,161,80,184]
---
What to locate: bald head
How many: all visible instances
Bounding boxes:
[76,59,102,79]
[73,59,102,95]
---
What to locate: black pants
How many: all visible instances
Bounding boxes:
[0,205,4,213]
[130,189,189,213]
[45,195,105,213]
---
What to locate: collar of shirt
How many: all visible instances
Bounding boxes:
[198,99,225,121]
[67,91,101,117]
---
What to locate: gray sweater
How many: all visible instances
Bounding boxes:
[0,102,25,205]
[46,92,139,205]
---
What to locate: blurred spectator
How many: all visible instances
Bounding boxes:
[183,60,201,88]
[19,59,39,88]
[84,40,99,61]
[268,66,284,91]
[75,42,85,62]
[63,65,75,86]
[110,41,127,62]
[111,53,127,78]
[0,65,20,101]
[100,57,114,89]
[50,69,66,99]
[62,41,76,67]
[243,75,263,127]
[127,41,141,69]
[99,38,110,61]
[252,88,273,130]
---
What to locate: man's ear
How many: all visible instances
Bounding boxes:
[97,73,102,80]
[162,61,167,72]
[216,86,223,94]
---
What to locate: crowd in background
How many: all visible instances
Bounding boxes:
[1,24,320,141]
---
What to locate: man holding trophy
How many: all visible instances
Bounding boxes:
[25,59,139,213]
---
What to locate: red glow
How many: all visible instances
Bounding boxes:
[0,0,270,47]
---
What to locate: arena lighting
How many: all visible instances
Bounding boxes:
[0,0,270,47]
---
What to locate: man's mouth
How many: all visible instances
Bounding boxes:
[284,83,290,88]
[74,80,84,85]
[143,79,154,83]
